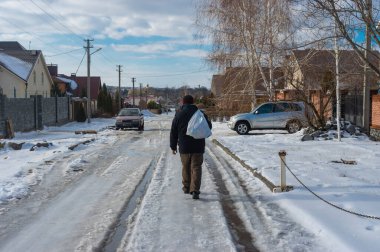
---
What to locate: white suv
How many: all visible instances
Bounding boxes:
[227,102,308,135]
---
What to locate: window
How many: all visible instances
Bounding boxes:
[41,72,44,85]
[33,71,36,84]
[291,103,302,111]
[256,103,274,114]
[274,103,291,113]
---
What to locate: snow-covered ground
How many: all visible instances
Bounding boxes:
[212,122,380,252]
[1,112,380,251]
[0,118,118,204]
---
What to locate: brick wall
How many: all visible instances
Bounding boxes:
[371,94,380,140]
[371,95,380,128]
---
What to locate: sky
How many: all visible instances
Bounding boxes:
[0,0,213,89]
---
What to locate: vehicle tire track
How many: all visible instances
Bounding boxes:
[205,148,259,252]
[206,143,323,252]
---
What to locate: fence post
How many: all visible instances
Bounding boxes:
[279,150,287,191]
[0,94,5,137]
[55,95,58,123]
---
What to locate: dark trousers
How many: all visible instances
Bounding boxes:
[180,153,203,193]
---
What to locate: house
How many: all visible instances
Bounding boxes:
[70,74,101,100]
[283,49,380,126]
[0,41,53,98]
[47,64,78,96]
[210,67,284,114]
[124,94,160,108]
[211,74,224,97]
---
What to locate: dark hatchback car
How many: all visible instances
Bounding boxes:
[115,108,144,130]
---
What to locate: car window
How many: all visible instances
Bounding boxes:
[274,103,291,112]
[256,103,274,114]
[119,109,139,116]
[291,103,302,111]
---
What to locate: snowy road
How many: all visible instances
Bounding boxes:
[0,119,168,251]
[0,115,328,252]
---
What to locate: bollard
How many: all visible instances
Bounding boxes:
[279,150,287,191]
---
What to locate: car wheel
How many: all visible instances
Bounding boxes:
[287,120,301,134]
[235,121,249,135]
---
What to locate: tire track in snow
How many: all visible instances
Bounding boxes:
[205,148,259,252]
[206,143,325,252]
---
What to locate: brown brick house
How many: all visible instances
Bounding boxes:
[371,94,380,139]
[210,67,284,116]
[282,49,380,127]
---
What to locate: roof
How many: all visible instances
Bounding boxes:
[0,41,26,51]
[56,75,78,90]
[71,76,101,100]
[211,74,225,96]
[291,49,380,89]
[0,52,32,80]
[0,41,41,81]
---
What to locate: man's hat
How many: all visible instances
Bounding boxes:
[182,95,194,104]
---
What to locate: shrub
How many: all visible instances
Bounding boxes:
[147,100,161,109]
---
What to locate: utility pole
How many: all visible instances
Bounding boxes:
[334,22,341,141]
[146,84,149,106]
[363,0,372,133]
[117,65,122,111]
[84,38,94,123]
[166,86,169,115]
[139,83,142,108]
[131,77,136,106]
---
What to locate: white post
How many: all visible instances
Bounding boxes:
[279,150,287,191]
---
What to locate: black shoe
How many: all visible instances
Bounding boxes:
[192,192,200,200]
[183,188,190,194]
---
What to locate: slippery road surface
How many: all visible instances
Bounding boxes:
[0,115,324,252]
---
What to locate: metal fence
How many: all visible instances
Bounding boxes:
[342,94,363,127]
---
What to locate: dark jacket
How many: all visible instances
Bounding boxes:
[170,104,212,154]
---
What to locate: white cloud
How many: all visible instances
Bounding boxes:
[172,49,208,58]
[111,43,173,53]
[0,0,211,88]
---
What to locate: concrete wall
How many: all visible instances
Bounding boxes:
[0,95,71,137]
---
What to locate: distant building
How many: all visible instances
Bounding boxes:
[47,64,78,96]
[70,74,101,100]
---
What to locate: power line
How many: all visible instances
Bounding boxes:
[45,48,83,57]
[75,51,87,75]
[14,0,82,48]
[29,0,84,42]
[39,0,89,38]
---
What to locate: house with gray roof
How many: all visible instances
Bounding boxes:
[0,41,53,98]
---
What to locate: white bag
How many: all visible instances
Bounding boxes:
[186,110,212,139]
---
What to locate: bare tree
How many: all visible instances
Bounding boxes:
[307,0,380,76]
[196,0,292,110]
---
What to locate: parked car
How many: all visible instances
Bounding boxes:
[115,108,144,130]
[227,101,308,135]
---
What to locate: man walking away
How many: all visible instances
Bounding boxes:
[170,95,212,200]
